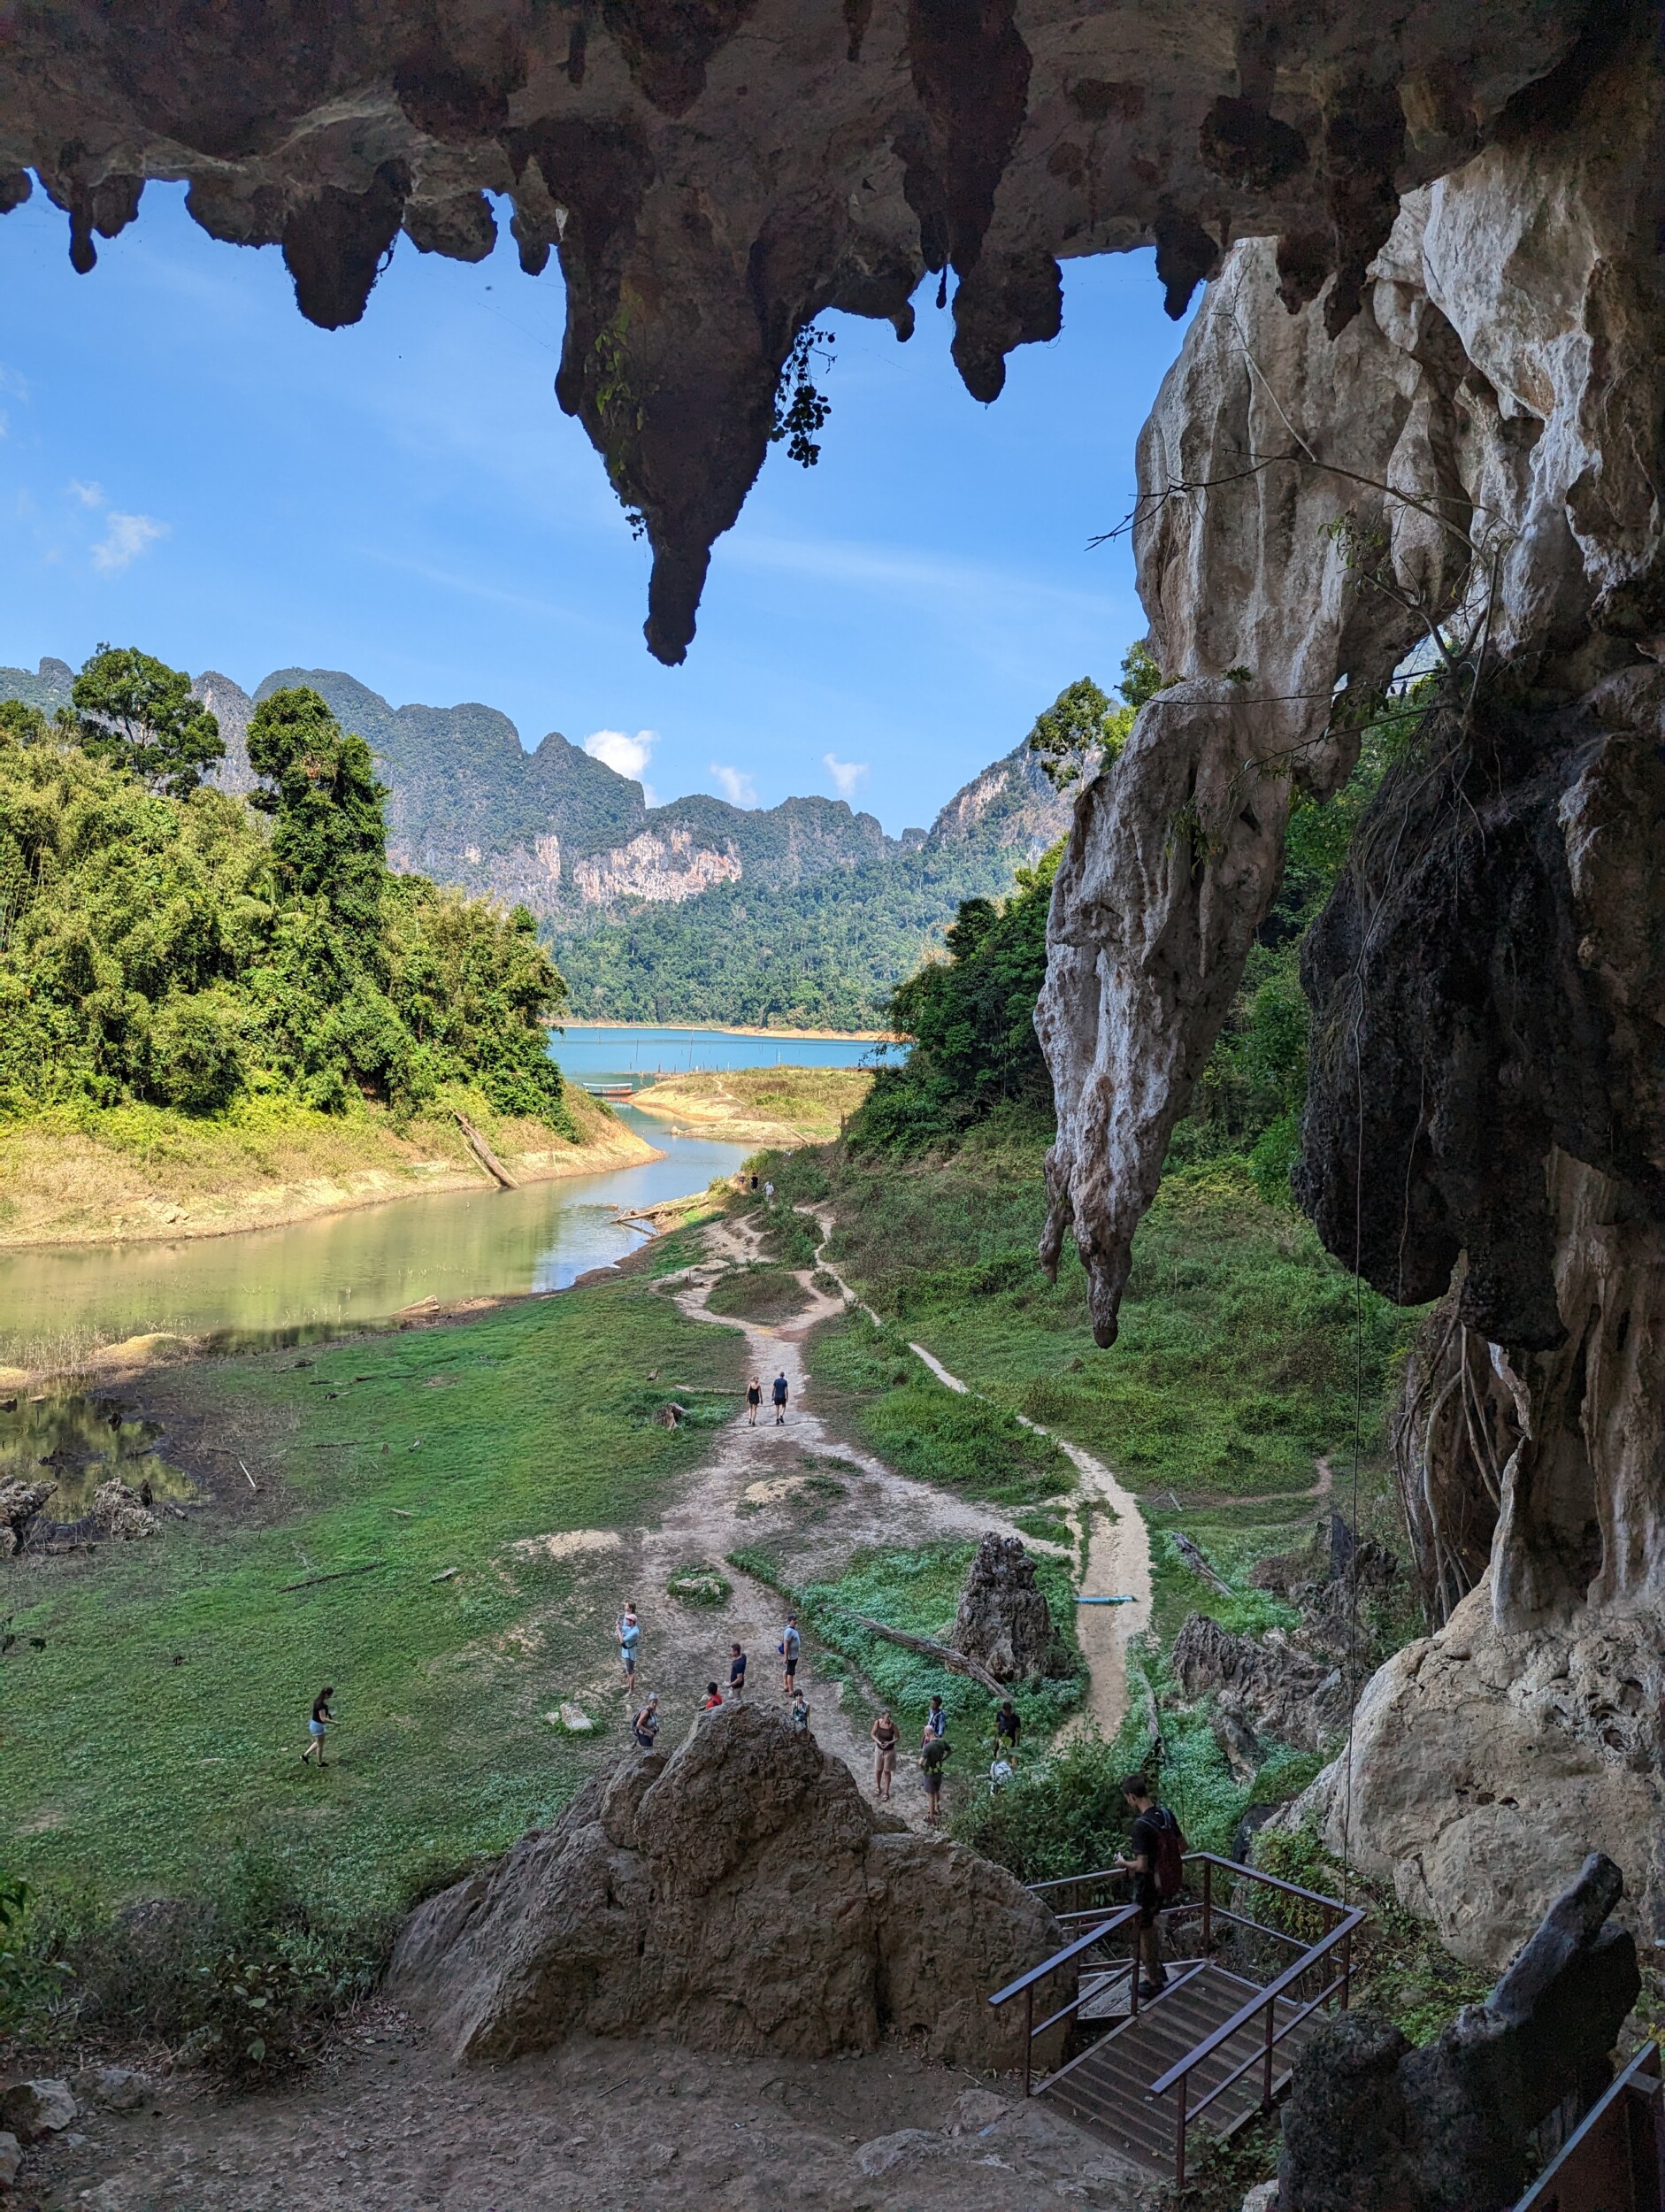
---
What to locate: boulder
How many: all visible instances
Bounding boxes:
[1278,1853,1639,2211]
[81,2066,148,2113]
[389,1701,1059,2070]
[1170,1613,1350,1755]
[0,2078,76,2142]
[0,2133,19,2188]
[1295,1583,1660,1973]
[0,1480,53,1554]
[88,1479,161,1540]
[950,1532,1055,1682]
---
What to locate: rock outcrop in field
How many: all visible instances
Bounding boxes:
[389,1701,1058,2068]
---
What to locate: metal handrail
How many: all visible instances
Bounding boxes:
[1187,1964,1351,2122]
[990,1904,1145,2098]
[989,1904,1143,2008]
[1147,1909,1366,2097]
[1511,2041,1662,2210]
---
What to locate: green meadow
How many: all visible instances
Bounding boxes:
[0,1233,741,1916]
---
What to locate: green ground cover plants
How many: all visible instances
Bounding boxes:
[703,1262,812,1323]
[727,1539,1083,1749]
[0,1271,744,1928]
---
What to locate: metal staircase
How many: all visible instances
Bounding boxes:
[990,1853,1363,2191]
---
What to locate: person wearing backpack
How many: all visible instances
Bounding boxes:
[1118,1772,1186,1999]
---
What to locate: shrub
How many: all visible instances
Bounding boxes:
[4,1842,390,2078]
[704,1263,810,1323]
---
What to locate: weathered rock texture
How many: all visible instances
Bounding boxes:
[1300,1581,1659,1976]
[0,1,1607,662]
[1278,1852,1639,2211]
[1040,22,1665,1350]
[950,1532,1055,1681]
[388,1700,1058,2068]
[1034,12,1664,1972]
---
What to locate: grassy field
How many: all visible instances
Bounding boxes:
[0,1230,741,1917]
[629,1064,873,1147]
[0,1081,648,1251]
[752,1133,1411,1555]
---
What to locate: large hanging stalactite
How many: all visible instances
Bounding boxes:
[0,0,1600,661]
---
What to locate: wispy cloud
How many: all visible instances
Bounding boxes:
[823,753,868,800]
[584,727,658,805]
[728,530,1120,620]
[68,479,106,508]
[91,511,168,572]
[710,762,758,808]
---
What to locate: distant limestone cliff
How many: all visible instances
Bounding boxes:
[0,657,1070,1028]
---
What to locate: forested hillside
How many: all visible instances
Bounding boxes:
[2,653,1075,1029]
[0,656,574,1130]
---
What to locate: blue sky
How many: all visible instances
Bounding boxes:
[0,182,1189,833]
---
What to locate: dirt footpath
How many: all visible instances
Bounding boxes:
[20,2010,1154,2211]
[612,1215,1057,1824]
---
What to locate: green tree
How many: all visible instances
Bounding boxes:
[1025,643,1165,792]
[853,846,1061,1151]
[71,645,224,798]
[246,687,388,933]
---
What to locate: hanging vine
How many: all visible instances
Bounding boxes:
[770,325,835,467]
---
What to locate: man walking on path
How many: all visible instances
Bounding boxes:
[920,1732,952,1824]
[1118,1772,1183,1999]
[728,1641,748,1700]
[779,1614,801,1694]
[617,1601,641,1694]
[771,1371,789,1425]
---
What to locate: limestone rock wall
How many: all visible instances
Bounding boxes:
[0,1,1600,661]
[1038,23,1664,1968]
[389,1701,1058,2068]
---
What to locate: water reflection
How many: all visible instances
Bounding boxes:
[0,1390,195,1518]
[0,1109,749,1369]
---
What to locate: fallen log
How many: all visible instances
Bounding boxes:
[835,1609,1005,1697]
[280,1560,386,1593]
[455,1110,517,1189]
[1171,1530,1234,1597]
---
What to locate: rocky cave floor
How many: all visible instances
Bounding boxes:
[18,2008,1153,2211]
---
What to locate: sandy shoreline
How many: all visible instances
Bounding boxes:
[0,1104,660,1253]
[565,1019,899,1042]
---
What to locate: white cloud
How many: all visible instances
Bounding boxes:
[823,753,868,800]
[91,511,168,573]
[709,762,758,808]
[583,727,656,780]
[68,479,106,508]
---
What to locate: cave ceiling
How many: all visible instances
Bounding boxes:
[0,0,1600,662]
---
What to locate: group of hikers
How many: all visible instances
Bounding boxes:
[617,1598,1034,1828]
[623,1602,811,1751]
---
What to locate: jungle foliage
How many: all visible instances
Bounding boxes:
[856,649,1411,1194]
[0,665,576,1128]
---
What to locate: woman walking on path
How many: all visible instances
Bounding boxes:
[923,1694,947,1743]
[728,1642,748,1700]
[789,1687,811,1735]
[302,1686,334,1768]
[618,1601,641,1694]
[633,1693,660,1750]
[747,1376,763,1426]
[871,1710,899,1801]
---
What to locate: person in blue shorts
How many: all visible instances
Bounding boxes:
[302,1686,334,1768]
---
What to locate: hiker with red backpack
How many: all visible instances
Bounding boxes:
[1118,1772,1186,1999]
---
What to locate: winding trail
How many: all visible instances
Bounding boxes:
[802,1207,1154,1743]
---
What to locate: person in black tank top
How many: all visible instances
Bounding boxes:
[1118,1771,1171,1997]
